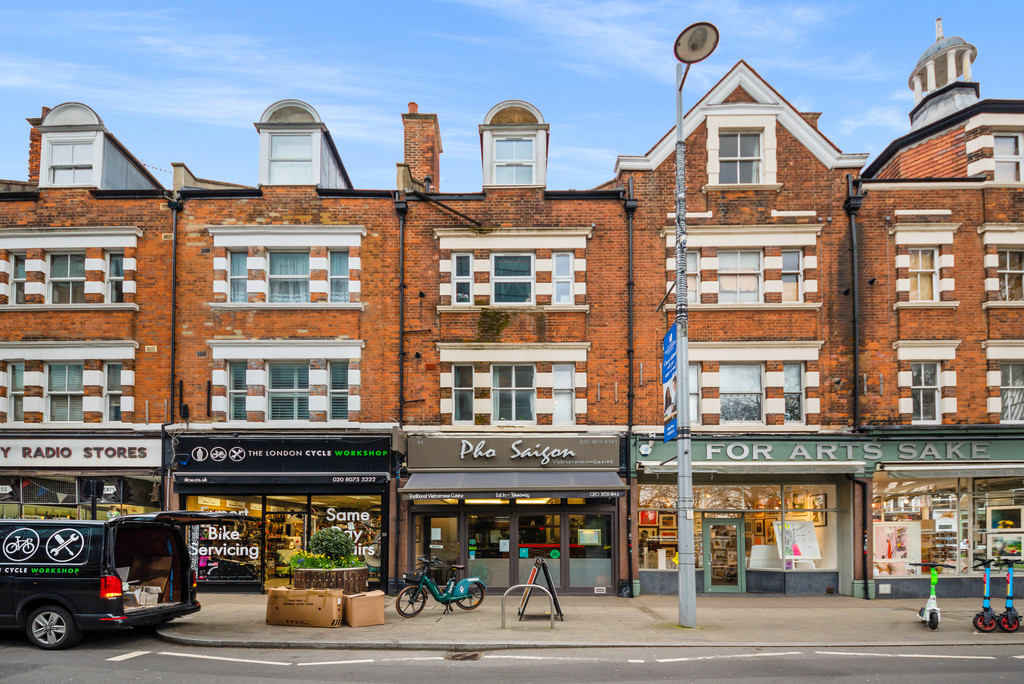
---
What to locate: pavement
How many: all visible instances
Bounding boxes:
[154,590,1024,651]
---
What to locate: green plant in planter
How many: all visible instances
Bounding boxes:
[305,527,364,568]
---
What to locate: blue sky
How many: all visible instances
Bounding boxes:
[0,1,1019,193]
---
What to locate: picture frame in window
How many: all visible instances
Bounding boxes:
[764,514,780,545]
[786,492,807,509]
[812,510,827,527]
[811,493,827,510]
[661,530,678,540]
[987,505,1024,531]
[753,519,765,536]
[639,526,657,540]
[638,510,659,526]
[658,512,677,528]
[989,533,1023,559]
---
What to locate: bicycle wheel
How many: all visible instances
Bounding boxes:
[973,613,997,633]
[927,610,939,630]
[997,614,1020,633]
[395,585,427,617]
[455,582,485,610]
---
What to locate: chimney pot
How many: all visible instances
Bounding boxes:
[408,102,418,114]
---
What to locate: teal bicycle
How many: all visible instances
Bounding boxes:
[395,556,486,617]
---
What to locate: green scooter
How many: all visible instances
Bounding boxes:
[910,562,954,630]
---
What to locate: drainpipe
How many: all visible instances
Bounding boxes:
[623,179,638,597]
[393,193,408,593]
[162,198,183,510]
[394,194,408,424]
[843,174,865,429]
[843,174,870,599]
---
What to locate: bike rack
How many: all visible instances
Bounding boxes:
[501,584,555,630]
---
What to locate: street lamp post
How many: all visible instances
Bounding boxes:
[672,21,719,629]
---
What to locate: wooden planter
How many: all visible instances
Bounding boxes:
[292,567,368,593]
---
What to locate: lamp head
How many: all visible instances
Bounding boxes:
[673,22,719,64]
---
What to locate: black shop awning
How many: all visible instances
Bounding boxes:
[400,470,625,500]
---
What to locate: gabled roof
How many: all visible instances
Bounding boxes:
[615,60,868,175]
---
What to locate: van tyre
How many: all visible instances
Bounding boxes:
[27,605,81,650]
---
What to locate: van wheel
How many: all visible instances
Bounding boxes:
[26,605,81,650]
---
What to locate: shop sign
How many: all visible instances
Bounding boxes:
[407,436,619,470]
[636,437,1024,466]
[0,438,160,468]
[404,489,625,500]
[175,436,391,473]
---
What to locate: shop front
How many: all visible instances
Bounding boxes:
[634,436,861,596]
[401,435,626,595]
[172,435,391,592]
[866,429,1024,599]
[635,431,1024,598]
[0,435,162,520]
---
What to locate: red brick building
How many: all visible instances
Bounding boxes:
[0,103,170,521]
[3,21,1021,601]
[850,24,1024,599]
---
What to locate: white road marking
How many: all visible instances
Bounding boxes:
[159,651,292,666]
[483,655,600,661]
[106,650,151,662]
[656,651,801,664]
[1012,655,1024,659]
[381,657,445,661]
[296,659,376,667]
[628,659,645,663]
[817,651,997,660]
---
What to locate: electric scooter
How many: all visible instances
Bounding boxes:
[972,559,998,633]
[910,561,954,630]
[995,558,1021,633]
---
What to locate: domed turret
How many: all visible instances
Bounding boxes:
[908,19,979,130]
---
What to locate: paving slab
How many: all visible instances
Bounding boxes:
[154,591,1024,651]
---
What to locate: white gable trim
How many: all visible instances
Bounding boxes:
[615,63,868,175]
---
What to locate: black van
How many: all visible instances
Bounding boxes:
[0,511,249,649]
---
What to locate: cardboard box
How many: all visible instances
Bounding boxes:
[343,590,386,627]
[265,587,345,628]
[128,556,173,602]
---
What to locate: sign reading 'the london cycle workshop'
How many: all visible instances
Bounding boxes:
[175,436,391,474]
[407,436,620,470]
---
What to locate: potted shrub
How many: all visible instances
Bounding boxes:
[289,527,369,592]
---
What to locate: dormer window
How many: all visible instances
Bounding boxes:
[49,141,93,186]
[37,103,161,191]
[269,133,313,184]
[480,100,548,187]
[494,138,534,184]
[256,100,351,189]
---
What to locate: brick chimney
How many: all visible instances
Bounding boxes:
[26,106,50,185]
[401,102,442,192]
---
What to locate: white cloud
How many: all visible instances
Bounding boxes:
[838,105,908,134]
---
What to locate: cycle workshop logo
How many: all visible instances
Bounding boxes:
[3,527,89,566]
[3,527,39,562]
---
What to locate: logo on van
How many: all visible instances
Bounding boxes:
[45,529,86,563]
[3,528,39,562]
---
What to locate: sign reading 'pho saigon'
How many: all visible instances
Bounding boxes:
[407,436,619,470]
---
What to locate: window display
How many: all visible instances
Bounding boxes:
[873,475,1024,575]
[638,483,838,572]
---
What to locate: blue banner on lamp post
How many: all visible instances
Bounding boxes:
[662,326,678,443]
